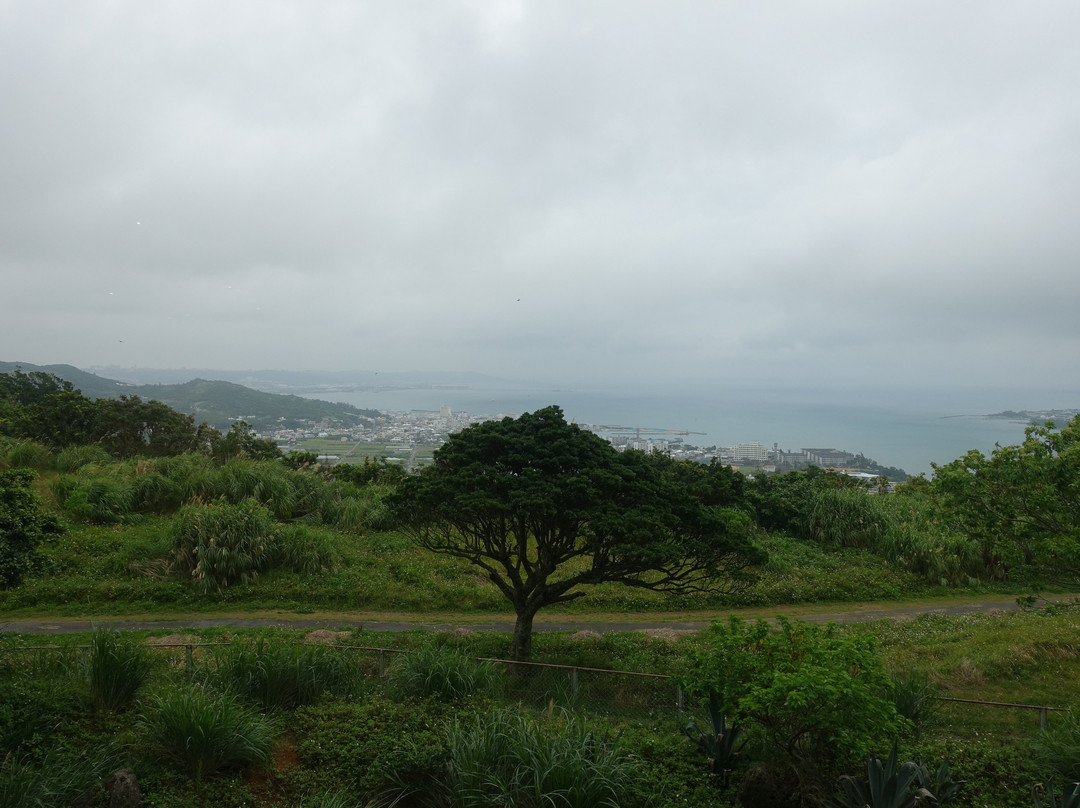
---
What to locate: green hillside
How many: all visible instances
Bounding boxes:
[0,361,377,430]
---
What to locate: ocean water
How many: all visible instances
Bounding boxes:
[310,384,1037,477]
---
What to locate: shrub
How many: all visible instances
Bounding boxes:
[87,629,154,711]
[138,684,275,781]
[294,696,464,796]
[385,643,504,702]
[1,468,63,587]
[207,639,362,710]
[684,616,907,793]
[170,498,276,593]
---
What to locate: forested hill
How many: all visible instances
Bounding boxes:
[0,361,377,430]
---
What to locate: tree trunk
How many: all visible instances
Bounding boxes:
[509,609,536,663]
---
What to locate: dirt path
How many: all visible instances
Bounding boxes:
[1,596,1061,636]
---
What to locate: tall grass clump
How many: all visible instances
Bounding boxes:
[56,466,137,524]
[317,483,396,533]
[1031,708,1080,783]
[152,452,217,500]
[803,488,986,585]
[207,639,362,710]
[54,444,112,474]
[1,649,84,756]
[273,523,340,575]
[88,629,155,711]
[138,684,275,782]
[385,643,504,703]
[805,488,888,549]
[876,494,983,585]
[373,708,640,808]
[890,670,939,737]
[0,745,123,808]
[170,498,276,593]
[5,439,54,471]
[199,460,317,520]
[129,466,185,513]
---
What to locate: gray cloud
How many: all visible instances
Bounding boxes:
[2,0,1078,400]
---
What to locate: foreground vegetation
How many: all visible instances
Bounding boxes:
[3,605,1080,808]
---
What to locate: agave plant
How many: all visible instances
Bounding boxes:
[916,759,963,805]
[831,746,928,808]
[685,694,746,779]
[1034,781,1080,808]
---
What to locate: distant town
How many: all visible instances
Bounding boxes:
[263,405,908,481]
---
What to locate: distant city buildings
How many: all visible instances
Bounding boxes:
[261,408,887,475]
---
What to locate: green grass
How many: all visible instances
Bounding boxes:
[3,508,1034,620]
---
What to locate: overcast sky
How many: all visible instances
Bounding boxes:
[3,1,1078,401]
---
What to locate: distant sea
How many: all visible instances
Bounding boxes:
[304,384,1039,477]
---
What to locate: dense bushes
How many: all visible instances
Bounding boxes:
[52,455,396,534]
[749,471,986,586]
[1,468,62,588]
[684,617,906,799]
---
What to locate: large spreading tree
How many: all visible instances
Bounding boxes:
[391,405,764,661]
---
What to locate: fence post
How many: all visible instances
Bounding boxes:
[378,649,385,678]
[570,667,579,701]
[185,644,193,673]
[1039,707,1048,730]
[677,685,684,716]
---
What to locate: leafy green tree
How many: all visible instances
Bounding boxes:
[391,406,763,661]
[685,617,905,796]
[0,370,99,448]
[282,451,320,471]
[931,415,1080,581]
[95,395,210,458]
[0,469,63,587]
[331,455,407,486]
[209,421,283,465]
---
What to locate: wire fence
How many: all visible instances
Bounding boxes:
[0,640,1070,729]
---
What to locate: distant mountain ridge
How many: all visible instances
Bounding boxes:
[87,366,505,392]
[0,361,376,430]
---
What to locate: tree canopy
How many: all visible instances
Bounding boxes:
[0,370,280,463]
[931,414,1080,582]
[391,405,764,661]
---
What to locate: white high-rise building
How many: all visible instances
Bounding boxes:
[733,441,767,463]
